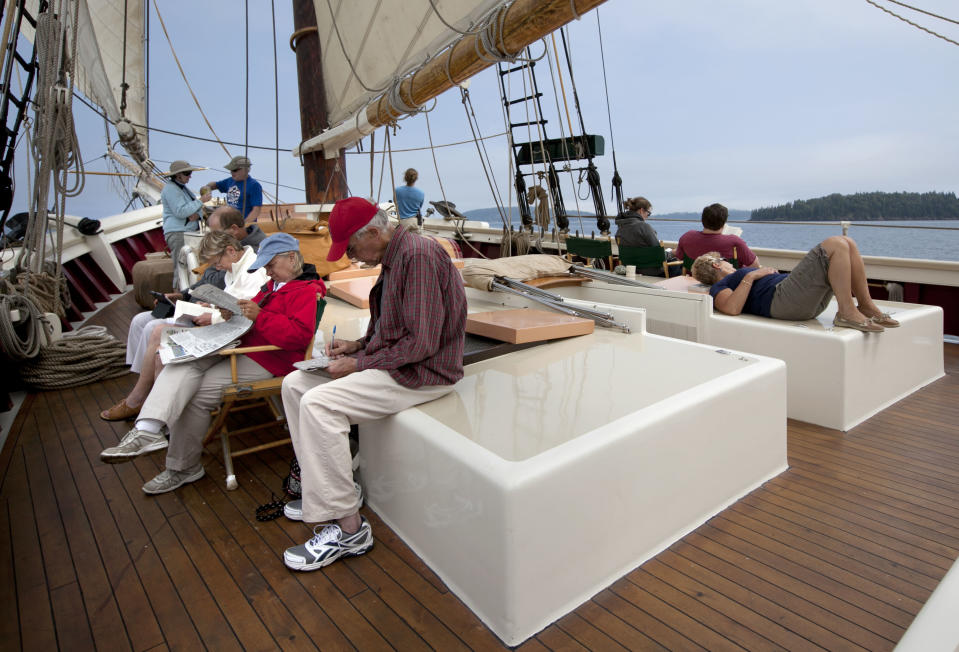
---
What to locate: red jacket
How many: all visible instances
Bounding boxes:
[242,277,326,376]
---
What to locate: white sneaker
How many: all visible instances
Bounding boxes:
[284,481,363,521]
[142,464,205,495]
[99,427,167,464]
[284,517,373,571]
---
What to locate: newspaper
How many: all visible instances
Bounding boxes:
[158,315,253,364]
[189,283,245,317]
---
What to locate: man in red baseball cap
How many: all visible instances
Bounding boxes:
[280,197,467,572]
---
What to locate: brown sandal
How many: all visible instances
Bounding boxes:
[99,399,141,422]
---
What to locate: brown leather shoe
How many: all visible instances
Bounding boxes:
[99,399,141,422]
[870,312,900,328]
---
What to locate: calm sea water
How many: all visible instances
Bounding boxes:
[507,218,959,262]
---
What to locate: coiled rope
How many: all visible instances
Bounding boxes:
[0,292,47,360]
[18,326,129,390]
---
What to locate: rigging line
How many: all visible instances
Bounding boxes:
[120,0,128,115]
[323,0,391,94]
[245,0,249,158]
[595,9,616,165]
[369,130,375,198]
[376,131,387,202]
[342,130,508,154]
[426,0,481,36]
[387,127,397,212]
[271,0,279,207]
[459,87,509,225]
[550,33,575,139]
[864,0,959,47]
[523,51,560,230]
[462,89,506,208]
[424,109,488,259]
[71,90,294,151]
[151,0,231,157]
[544,35,584,226]
[882,0,959,26]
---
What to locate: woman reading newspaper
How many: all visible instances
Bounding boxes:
[100,230,268,421]
[98,233,327,495]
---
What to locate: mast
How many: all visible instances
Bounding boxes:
[291,0,347,204]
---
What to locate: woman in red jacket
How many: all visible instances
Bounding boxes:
[98,233,326,495]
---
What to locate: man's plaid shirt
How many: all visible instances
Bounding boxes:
[355,227,467,388]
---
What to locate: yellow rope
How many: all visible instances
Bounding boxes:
[550,33,575,139]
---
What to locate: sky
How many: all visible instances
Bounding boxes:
[10,0,959,220]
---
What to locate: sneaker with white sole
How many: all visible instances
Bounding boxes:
[285,481,363,521]
[284,517,373,571]
[100,427,168,464]
[142,464,205,495]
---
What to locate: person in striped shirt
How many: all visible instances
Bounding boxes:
[281,197,467,572]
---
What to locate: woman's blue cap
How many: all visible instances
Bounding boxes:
[247,233,300,272]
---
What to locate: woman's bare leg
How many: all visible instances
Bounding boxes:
[821,236,870,323]
[841,236,884,318]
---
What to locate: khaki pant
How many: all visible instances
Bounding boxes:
[281,368,454,523]
[139,355,272,471]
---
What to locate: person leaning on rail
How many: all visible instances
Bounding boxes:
[394,167,425,231]
[98,233,326,495]
[691,235,899,332]
[280,197,467,572]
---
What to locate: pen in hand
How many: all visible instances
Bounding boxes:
[331,325,336,352]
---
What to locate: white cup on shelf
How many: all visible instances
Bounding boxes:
[625,265,636,278]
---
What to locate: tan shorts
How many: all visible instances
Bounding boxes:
[769,244,834,321]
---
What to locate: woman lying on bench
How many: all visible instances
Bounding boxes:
[691,236,898,332]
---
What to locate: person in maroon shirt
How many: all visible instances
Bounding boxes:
[674,203,760,269]
[281,197,467,572]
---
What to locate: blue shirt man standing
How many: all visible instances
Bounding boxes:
[201,155,263,224]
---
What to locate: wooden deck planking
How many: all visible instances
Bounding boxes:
[0,297,956,650]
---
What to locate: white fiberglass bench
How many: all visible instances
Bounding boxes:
[549,280,944,431]
[360,293,787,645]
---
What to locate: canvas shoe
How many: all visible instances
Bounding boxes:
[99,427,168,463]
[284,481,363,521]
[283,517,373,571]
[142,464,205,495]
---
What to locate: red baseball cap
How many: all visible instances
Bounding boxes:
[326,197,378,261]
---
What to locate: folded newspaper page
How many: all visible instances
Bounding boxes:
[189,283,245,317]
[158,315,253,365]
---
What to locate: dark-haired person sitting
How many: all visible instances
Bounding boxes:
[615,196,679,277]
[675,203,760,269]
[691,235,899,332]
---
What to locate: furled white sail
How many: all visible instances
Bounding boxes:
[315,0,503,126]
[302,0,504,156]
[23,0,148,159]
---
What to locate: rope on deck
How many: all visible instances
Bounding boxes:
[18,326,129,390]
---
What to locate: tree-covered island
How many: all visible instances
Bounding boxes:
[751,192,959,221]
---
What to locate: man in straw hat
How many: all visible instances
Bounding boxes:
[161,160,211,289]
[280,197,467,572]
[200,155,263,225]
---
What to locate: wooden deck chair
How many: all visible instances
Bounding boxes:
[618,241,683,277]
[682,246,740,275]
[204,294,326,490]
[564,236,614,270]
